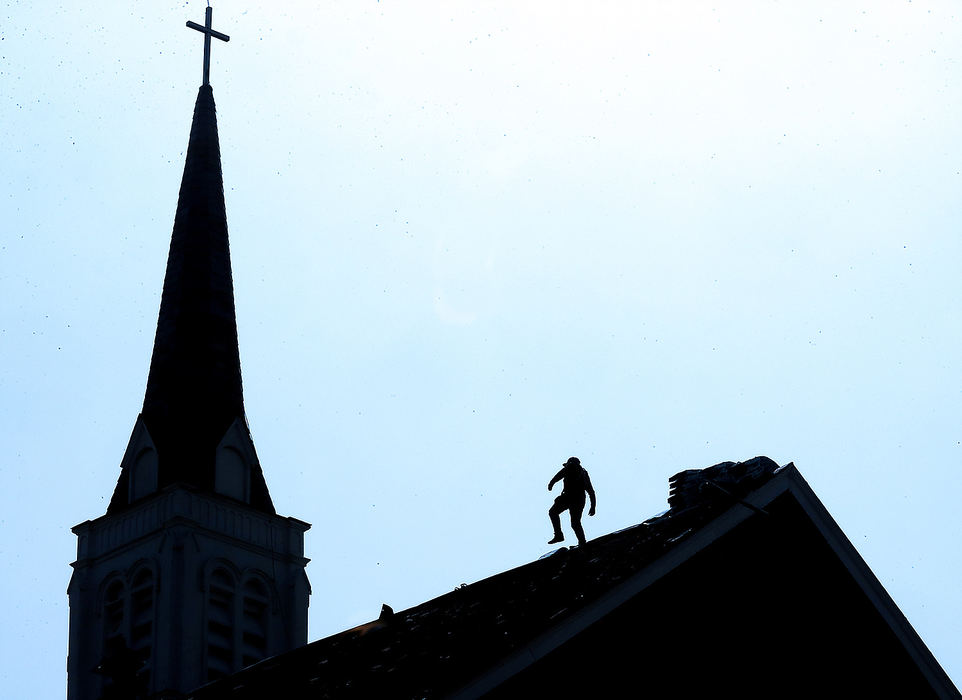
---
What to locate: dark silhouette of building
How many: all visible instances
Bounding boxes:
[187,457,958,699]
[66,83,310,700]
[66,23,957,700]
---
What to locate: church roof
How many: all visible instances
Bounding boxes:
[187,457,957,699]
[108,85,274,515]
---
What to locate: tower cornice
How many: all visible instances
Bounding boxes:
[75,486,310,567]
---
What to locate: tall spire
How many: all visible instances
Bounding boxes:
[108,85,274,514]
[69,18,308,700]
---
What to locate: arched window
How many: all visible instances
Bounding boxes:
[206,568,275,678]
[206,568,235,681]
[128,447,158,502]
[130,568,154,686]
[241,578,270,668]
[215,446,250,502]
[102,579,127,656]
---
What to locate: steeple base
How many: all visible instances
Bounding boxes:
[68,488,310,699]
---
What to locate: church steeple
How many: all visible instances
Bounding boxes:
[68,12,310,699]
[106,84,274,515]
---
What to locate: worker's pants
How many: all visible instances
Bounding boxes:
[549,494,586,545]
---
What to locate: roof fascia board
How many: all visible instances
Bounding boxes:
[781,467,958,698]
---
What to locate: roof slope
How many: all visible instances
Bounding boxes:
[189,457,958,699]
[108,85,273,515]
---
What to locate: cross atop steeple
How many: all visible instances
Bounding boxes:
[187,5,230,87]
[68,32,310,699]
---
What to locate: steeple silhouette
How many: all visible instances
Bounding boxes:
[107,85,274,515]
[69,13,309,698]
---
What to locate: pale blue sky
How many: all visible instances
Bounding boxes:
[1,1,960,695]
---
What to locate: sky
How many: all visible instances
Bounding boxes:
[1,0,960,695]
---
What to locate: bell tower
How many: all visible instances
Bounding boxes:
[67,9,310,699]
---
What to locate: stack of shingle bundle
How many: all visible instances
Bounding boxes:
[667,456,780,511]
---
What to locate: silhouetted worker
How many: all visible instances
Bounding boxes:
[547,456,596,546]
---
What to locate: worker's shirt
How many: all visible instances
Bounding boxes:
[552,466,596,506]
